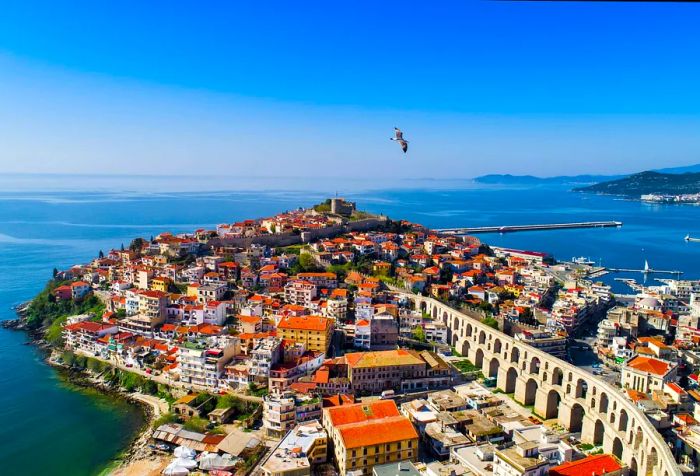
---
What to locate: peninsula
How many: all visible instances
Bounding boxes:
[16,198,692,476]
[575,170,700,199]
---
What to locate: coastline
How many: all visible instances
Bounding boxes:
[47,357,162,475]
[4,316,168,476]
[48,351,174,476]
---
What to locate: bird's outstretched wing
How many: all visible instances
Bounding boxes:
[399,139,408,153]
[394,128,404,140]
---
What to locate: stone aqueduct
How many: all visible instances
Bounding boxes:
[406,294,679,476]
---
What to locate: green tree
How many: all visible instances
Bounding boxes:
[129,237,147,254]
[298,253,321,272]
[412,326,427,343]
[482,317,499,330]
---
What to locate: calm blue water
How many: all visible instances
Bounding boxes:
[0,178,698,474]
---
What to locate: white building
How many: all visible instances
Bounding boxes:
[424,322,448,344]
[179,337,240,389]
[261,420,327,476]
[263,392,323,438]
[493,443,550,476]
[249,336,282,382]
[284,280,318,307]
[354,319,371,350]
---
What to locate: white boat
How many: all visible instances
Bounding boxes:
[571,256,595,265]
[685,234,700,243]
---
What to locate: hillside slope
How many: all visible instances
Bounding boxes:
[574,171,700,196]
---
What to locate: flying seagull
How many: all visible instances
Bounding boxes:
[390,127,408,153]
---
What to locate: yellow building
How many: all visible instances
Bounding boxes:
[277,315,334,353]
[187,282,200,297]
[322,400,418,476]
[150,277,171,292]
[504,283,523,297]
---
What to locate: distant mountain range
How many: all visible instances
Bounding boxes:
[473,163,700,188]
[574,171,700,196]
[473,174,621,186]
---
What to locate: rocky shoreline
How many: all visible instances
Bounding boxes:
[4,309,163,475]
[50,361,156,474]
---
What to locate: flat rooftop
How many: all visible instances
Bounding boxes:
[261,421,327,474]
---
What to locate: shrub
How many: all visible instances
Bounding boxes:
[482,317,499,330]
[183,416,208,433]
[153,412,178,428]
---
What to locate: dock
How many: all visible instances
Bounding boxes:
[608,268,683,276]
[436,221,623,235]
[614,278,645,292]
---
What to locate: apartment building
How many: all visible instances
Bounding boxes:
[277,315,334,353]
[179,337,239,389]
[263,392,323,438]
[249,336,283,383]
[284,281,318,307]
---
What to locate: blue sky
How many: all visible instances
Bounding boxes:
[1,1,700,178]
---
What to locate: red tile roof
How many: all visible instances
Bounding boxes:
[278,315,332,332]
[626,356,670,376]
[338,416,418,449]
[326,400,400,426]
[549,454,622,476]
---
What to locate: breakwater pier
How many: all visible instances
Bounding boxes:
[436,220,623,235]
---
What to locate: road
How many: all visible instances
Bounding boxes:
[72,348,264,402]
[567,320,621,387]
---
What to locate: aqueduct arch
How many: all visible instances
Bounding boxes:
[408,294,680,476]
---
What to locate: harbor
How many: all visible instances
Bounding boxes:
[575,260,683,279]
[436,220,623,235]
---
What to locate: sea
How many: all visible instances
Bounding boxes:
[0,174,699,475]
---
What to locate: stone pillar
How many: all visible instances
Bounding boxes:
[534,387,551,419]
[580,413,597,444]
[514,375,529,405]
[465,346,477,365]
[557,401,573,430]
[496,366,510,393]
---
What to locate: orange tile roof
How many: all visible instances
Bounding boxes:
[344,349,424,369]
[626,355,670,376]
[338,416,418,449]
[323,394,355,407]
[549,454,622,476]
[238,315,262,324]
[278,315,332,332]
[626,389,648,402]
[297,272,337,279]
[326,400,400,426]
